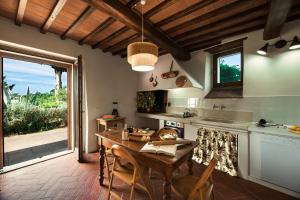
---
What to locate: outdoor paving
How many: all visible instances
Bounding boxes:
[4,128,68,166]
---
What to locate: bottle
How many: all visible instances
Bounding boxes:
[122,124,129,141]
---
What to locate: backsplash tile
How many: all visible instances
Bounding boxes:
[167,88,300,125]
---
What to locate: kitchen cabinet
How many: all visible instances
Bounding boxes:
[249,127,300,197]
[186,122,249,179]
[184,124,199,140]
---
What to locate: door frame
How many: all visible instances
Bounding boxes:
[0,50,76,168]
[0,57,3,169]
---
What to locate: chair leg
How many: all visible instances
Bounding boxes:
[105,154,111,181]
[211,190,215,200]
[107,174,114,200]
[107,159,116,200]
[129,184,135,200]
[149,168,152,179]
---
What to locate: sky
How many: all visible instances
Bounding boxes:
[218,52,241,69]
[3,58,67,95]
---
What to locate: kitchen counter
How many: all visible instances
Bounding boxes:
[248,125,300,139]
[136,112,250,131]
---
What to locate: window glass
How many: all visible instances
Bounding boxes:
[217,52,241,84]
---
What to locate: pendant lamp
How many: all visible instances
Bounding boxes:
[127,0,158,72]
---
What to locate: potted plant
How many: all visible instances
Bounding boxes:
[137,91,155,113]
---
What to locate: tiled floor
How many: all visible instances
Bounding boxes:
[0,153,297,200]
[4,128,68,166]
[4,128,67,152]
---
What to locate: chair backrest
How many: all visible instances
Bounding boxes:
[188,157,217,200]
[111,144,141,171]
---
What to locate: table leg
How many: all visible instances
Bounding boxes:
[188,152,194,175]
[163,171,172,200]
[99,139,105,186]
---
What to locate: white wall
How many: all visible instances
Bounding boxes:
[138,19,300,125]
[0,17,138,153]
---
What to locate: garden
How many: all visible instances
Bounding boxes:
[3,66,68,136]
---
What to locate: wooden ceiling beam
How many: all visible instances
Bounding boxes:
[92,26,128,49]
[183,19,266,49]
[126,0,140,8]
[91,0,138,49]
[103,33,140,53]
[144,0,177,19]
[112,48,127,55]
[92,0,177,50]
[263,0,293,40]
[188,40,222,53]
[165,0,266,35]
[184,6,300,52]
[79,17,116,45]
[15,0,28,26]
[61,6,95,40]
[177,8,267,45]
[41,0,67,34]
[84,0,190,60]
[155,0,217,27]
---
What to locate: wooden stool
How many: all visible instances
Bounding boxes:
[172,157,217,200]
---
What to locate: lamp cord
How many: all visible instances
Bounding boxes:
[142,1,144,42]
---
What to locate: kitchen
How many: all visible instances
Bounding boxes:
[134,17,300,198]
[0,0,300,200]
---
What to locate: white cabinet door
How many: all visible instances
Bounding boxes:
[250,132,300,193]
[184,124,198,140]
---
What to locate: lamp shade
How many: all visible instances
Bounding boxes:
[289,36,300,50]
[127,42,158,72]
[257,43,268,55]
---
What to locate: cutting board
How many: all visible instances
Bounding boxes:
[176,76,187,87]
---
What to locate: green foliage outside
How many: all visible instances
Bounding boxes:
[3,75,67,136]
[219,59,241,83]
[4,104,67,136]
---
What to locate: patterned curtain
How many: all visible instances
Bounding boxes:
[193,127,238,176]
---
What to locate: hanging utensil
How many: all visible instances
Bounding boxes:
[176,76,187,87]
[149,73,154,82]
[153,76,158,87]
[161,60,179,79]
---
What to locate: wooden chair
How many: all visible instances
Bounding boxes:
[108,144,153,200]
[172,157,217,200]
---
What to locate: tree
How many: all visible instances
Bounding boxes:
[3,76,15,105]
[219,59,241,83]
[51,66,66,96]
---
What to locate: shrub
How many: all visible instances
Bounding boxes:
[4,104,67,136]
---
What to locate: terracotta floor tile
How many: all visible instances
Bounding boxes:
[0,153,298,200]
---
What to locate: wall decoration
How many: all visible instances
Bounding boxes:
[161,61,179,79]
[175,75,187,87]
[152,76,158,87]
[149,73,154,82]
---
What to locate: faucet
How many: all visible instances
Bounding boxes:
[213,104,219,110]
[220,104,226,110]
[183,108,192,118]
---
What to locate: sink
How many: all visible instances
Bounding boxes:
[200,118,235,124]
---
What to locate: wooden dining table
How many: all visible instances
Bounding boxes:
[95,130,198,200]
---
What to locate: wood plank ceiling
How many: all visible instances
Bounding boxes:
[0,0,300,60]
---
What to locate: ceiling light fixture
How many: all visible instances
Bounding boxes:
[289,36,300,50]
[127,0,158,72]
[257,43,269,55]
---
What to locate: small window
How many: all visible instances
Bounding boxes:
[213,48,243,88]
